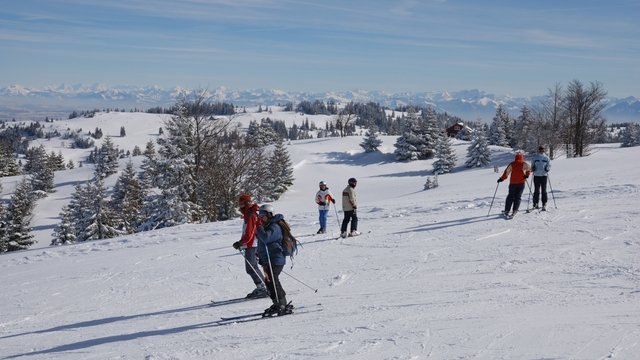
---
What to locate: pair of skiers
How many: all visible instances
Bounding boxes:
[315,178,360,238]
[234,194,292,317]
[497,147,551,216]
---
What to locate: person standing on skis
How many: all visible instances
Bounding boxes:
[232,193,268,299]
[497,152,531,217]
[315,180,335,234]
[256,204,292,316]
[531,146,551,210]
[340,177,359,238]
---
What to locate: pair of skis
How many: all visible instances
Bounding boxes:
[217,304,323,324]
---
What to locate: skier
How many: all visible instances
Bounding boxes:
[531,146,551,210]
[256,204,293,316]
[315,180,335,234]
[340,177,359,238]
[232,194,268,299]
[497,152,531,218]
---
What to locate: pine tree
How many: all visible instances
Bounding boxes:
[51,206,77,245]
[0,141,19,177]
[4,179,36,251]
[394,109,422,161]
[432,131,457,174]
[360,126,383,153]
[111,162,145,234]
[465,131,492,168]
[419,108,440,159]
[137,186,192,231]
[94,136,119,179]
[267,139,294,201]
[488,105,510,147]
[25,145,55,195]
[513,105,536,153]
[82,179,123,241]
[621,123,640,147]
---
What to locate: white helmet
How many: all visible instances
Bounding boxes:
[319,180,327,186]
[259,204,274,216]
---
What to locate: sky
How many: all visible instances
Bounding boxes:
[1,0,639,97]
[1,110,639,359]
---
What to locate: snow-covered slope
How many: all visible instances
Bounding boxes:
[1,112,639,359]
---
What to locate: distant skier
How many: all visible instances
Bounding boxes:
[340,177,359,238]
[256,204,293,316]
[232,193,268,299]
[531,146,551,210]
[315,180,335,234]
[497,152,531,218]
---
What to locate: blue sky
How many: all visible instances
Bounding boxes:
[1,0,639,97]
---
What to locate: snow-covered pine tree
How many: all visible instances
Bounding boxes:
[432,131,457,174]
[51,205,77,246]
[419,108,440,159]
[360,126,383,153]
[94,136,119,179]
[621,123,640,147]
[25,144,54,196]
[267,139,294,201]
[0,141,20,177]
[488,105,510,147]
[4,179,36,251]
[394,109,422,161]
[0,186,7,252]
[247,119,279,147]
[513,105,536,153]
[465,130,491,168]
[111,162,145,234]
[137,186,192,231]
[81,179,124,241]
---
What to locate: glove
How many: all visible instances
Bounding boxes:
[352,205,357,209]
[331,199,336,204]
[497,178,503,183]
[524,175,529,179]
[532,165,537,172]
[319,201,326,206]
[232,241,241,250]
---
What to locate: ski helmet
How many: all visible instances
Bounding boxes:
[258,204,274,216]
[348,177,357,185]
[319,180,327,187]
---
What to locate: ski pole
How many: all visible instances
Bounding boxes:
[238,248,266,288]
[282,270,318,293]
[264,241,279,304]
[487,182,500,216]
[332,202,341,229]
[525,177,533,210]
[547,175,557,209]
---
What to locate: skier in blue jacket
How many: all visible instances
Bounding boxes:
[531,146,551,210]
[256,204,292,316]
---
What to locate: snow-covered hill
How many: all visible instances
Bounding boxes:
[1,112,639,359]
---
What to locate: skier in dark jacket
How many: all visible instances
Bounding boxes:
[256,204,292,316]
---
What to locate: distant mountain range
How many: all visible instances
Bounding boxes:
[1,84,638,123]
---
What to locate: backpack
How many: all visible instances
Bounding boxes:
[277,218,300,258]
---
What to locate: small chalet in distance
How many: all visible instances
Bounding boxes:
[446,122,465,137]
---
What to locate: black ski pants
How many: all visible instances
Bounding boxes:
[341,210,358,233]
[263,264,286,306]
[504,183,525,213]
[533,176,548,206]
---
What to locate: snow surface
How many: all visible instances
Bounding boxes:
[1,111,640,359]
